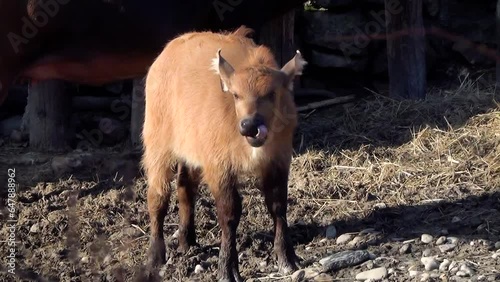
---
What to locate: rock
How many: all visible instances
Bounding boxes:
[436,236,447,245]
[362,260,374,270]
[399,244,411,254]
[421,234,433,244]
[438,244,456,253]
[326,225,337,239]
[80,256,89,264]
[422,249,432,257]
[310,50,368,71]
[451,216,461,223]
[291,269,305,282]
[348,236,363,246]
[459,264,474,276]
[448,261,457,271]
[314,273,334,281]
[336,233,354,244]
[355,267,388,281]
[421,257,439,271]
[409,270,419,277]
[449,263,459,275]
[194,264,204,274]
[420,272,430,281]
[430,273,440,278]
[29,223,40,233]
[456,271,468,277]
[303,268,320,279]
[319,250,371,272]
[439,259,450,272]
[446,237,459,244]
[495,241,500,250]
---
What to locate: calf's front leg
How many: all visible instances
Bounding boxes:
[206,171,243,282]
[261,162,298,274]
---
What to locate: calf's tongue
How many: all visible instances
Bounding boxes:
[255,125,268,140]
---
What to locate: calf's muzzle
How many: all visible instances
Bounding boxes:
[239,115,268,147]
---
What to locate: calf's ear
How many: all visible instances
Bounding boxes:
[211,49,234,92]
[281,50,307,91]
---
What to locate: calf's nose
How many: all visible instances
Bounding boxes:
[240,118,258,137]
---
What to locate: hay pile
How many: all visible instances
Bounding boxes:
[288,77,500,224]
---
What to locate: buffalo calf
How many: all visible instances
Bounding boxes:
[142,26,306,281]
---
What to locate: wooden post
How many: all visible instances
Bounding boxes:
[28,80,70,152]
[131,77,145,148]
[385,0,426,99]
[259,10,298,73]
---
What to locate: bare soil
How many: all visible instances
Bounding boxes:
[1,79,499,282]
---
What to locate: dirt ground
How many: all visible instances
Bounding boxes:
[0,78,499,282]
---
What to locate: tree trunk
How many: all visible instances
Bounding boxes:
[28,80,71,152]
[259,10,300,89]
[385,0,426,99]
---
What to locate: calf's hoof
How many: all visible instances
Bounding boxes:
[147,238,166,268]
[177,241,200,254]
[217,267,243,282]
[177,234,198,254]
[278,258,299,275]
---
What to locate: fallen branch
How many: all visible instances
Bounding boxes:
[295,88,339,99]
[297,95,356,112]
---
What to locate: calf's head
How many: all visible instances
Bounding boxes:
[213,49,306,147]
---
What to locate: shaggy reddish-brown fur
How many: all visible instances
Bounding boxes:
[142,25,306,281]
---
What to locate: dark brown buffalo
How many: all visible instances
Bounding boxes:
[0,0,305,105]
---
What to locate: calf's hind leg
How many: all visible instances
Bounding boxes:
[176,163,201,252]
[143,151,174,267]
